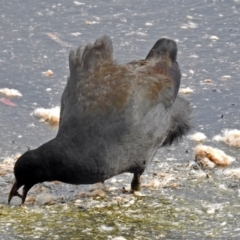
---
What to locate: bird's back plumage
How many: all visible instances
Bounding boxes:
[58,35,176,181]
[9,35,192,204]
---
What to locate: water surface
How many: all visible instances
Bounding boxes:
[0,0,240,239]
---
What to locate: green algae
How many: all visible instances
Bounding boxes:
[1,160,240,239]
[1,193,240,240]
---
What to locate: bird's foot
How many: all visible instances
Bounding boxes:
[130,173,141,192]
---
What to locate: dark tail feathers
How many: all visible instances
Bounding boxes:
[162,96,192,146]
[68,35,113,76]
[81,35,113,72]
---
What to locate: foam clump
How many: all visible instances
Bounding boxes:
[42,69,54,76]
[194,144,235,168]
[0,88,22,97]
[179,87,194,94]
[213,129,240,147]
[32,106,60,126]
[0,153,21,176]
[223,168,240,179]
[188,132,207,142]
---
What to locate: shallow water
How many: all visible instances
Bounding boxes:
[0,0,240,239]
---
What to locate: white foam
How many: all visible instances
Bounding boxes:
[223,168,240,179]
[188,132,207,142]
[210,35,219,40]
[213,129,240,147]
[0,88,22,97]
[179,87,194,94]
[32,106,60,126]
[195,144,235,168]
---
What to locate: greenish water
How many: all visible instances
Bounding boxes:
[1,174,240,240]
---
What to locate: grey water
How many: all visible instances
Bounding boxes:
[0,0,240,239]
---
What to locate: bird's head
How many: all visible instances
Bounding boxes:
[8,149,51,205]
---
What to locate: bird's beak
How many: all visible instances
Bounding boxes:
[8,180,22,204]
[8,180,33,205]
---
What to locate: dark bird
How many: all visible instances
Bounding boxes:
[8,36,192,204]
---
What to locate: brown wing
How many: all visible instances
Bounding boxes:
[60,35,113,125]
[77,57,174,118]
[61,35,175,125]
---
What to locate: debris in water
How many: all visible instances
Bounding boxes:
[0,171,6,176]
[133,191,146,197]
[73,1,85,5]
[89,182,105,191]
[181,21,198,29]
[0,153,21,175]
[99,225,114,232]
[204,79,212,83]
[179,87,194,94]
[71,32,82,37]
[145,22,153,26]
[25,196,36,204]
[0,97,17,106]
[45,32,72,48]
[221,75,231,80]
[210,36,219,41]
[213,129,240,147]
[143,174,175,189]
[142,179,160,188]
[32,106,60,126]
[195,156,216,169]
[223,168,240,179]
[42,69,54,77]
[201,201,223,214]
[210,35,219,40]
[189,69,194,75]
[86,21,99,25]
[88,189,106,198]
[0,88,22,97]
[112,237,127,240]
[194,145,235,168]
[188,132,207,142]
[171,182,179,189]
[189,167,208,178]
[35,193,56,205]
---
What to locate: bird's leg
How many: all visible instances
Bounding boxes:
[130,173,142,192]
